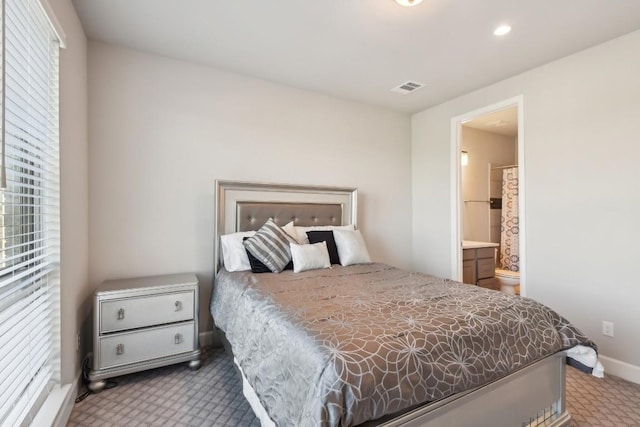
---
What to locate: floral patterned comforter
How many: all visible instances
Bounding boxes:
[211,263,595,427]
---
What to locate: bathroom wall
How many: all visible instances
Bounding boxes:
[461,126,516,242]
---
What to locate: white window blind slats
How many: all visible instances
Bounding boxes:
[4,145,56,174]
[17,42,52,80]
[2,361,52,427]
[0,338,34,405]
[0,306,52,394]
[7,134,49,156]
[1,176,51,193]
[8,136,50,160]
[5,119,55,151]
[0,176,48,194]
[2,180,51,197]
[0,283,55,425]
[0,253,49,283]
[5,88,51,133]
[0,240,44,261]
[3,171,54,193]
[7,2,50,59]
[0,338,53,405]
[5,51,51,101]
[4,158,51,179]
[6,52,50,95]
[5,80,50,125]
[5,79,50,125]
[0,0,60,424]
[0,266,53,306]
[3,176,56,192]
[0,248,48,273]
[0,235,46,256]
[0,279,50,333]
[5,101,51,142]
[0,284,52,420]
[1,184,47,199]
[6,41,51,88]
[5,30,47,72]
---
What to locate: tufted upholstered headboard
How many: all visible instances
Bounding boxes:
[214,180,358,273]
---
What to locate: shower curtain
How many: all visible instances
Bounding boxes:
[500,167,519,271]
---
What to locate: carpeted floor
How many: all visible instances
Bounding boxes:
[68,347,640,426]
[68,348,259,427]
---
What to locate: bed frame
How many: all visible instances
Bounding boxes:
[213,179,571,427]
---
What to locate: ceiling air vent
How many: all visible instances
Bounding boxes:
[391,81,424,95]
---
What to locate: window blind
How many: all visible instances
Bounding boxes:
[0,0,61,425]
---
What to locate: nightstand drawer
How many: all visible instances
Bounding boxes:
[477,258,495,279]
[101,291,194,333]
[98,322,195,369]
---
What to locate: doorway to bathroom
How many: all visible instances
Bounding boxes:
[450,96,525,295]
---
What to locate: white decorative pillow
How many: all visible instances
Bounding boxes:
[290,241,331,273]
[292,224,355,244]
[244,218,297,273]
[281,221,297,241]
[220,231,256,272]
[333,229,371,266]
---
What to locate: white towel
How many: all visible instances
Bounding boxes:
[565,345,605,378]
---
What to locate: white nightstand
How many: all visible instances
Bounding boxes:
[88,273,201,392]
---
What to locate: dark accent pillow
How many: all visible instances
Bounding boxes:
[244,218,296,273]
[243,237,292,273]
[306,231,340,265]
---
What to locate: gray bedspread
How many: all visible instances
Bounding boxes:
[210,263,595,427]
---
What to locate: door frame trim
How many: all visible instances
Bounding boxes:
[449,95,526,295]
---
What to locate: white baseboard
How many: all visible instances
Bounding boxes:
[54,370,81,427]
[599,355,640,385]
[32,369,81,427]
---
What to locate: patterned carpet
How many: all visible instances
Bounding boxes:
[68,348,259,427]
[68,347,640,426]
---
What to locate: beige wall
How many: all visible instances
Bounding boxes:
[87,41,413,332]
[50,0,89,385]
[461,127,516,242]
[412,30,640,369]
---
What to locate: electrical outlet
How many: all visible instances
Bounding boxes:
[76,332,80,352]
[602,321,614,337]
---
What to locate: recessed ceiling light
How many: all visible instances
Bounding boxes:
[494,25,511,36]
[395,0,423,7]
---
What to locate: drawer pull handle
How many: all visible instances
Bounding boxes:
[117,308,125,320]
[116,344,124,355]
[174,301,182,311]
[174,333,182,344]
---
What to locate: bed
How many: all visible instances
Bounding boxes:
[210,180,598,427]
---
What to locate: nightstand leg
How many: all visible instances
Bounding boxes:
[88,379,106,393]
[188,359,201,371]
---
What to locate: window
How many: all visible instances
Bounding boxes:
[0,0,61,425]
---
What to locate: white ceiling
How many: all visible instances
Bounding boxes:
[72,0,640,114]
[464,107,518,137]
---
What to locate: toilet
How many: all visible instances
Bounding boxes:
[495,269,520,295]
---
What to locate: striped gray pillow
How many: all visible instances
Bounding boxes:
[243,218,296,273]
